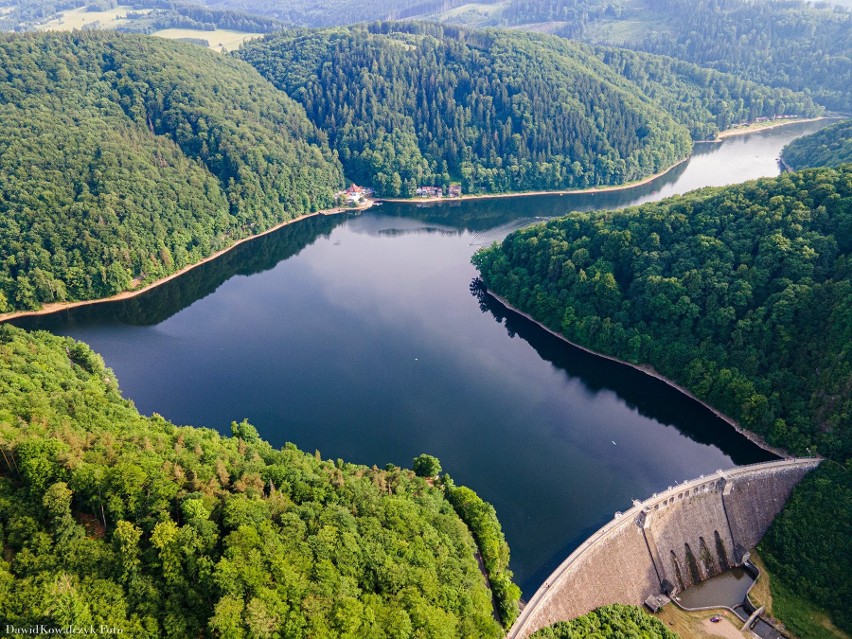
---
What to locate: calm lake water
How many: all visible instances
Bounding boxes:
[15,120,829,594]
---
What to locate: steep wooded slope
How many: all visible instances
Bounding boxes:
[239,23,818,196]
[0,324,506,637]
[239,23,695,196]
[0,32,343,313]
[474,165,852,459]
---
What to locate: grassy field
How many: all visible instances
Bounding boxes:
[152,28,263,51]
[656,604,748,639]
[36,6,147,31]
[32,7,261,53]
[429,1,510,26]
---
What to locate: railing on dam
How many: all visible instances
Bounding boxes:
[508,458,821,639]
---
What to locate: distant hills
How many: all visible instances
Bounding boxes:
[3,0,849,109]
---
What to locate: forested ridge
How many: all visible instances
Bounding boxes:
[508,0,852,112]
[4,0,847,114]
[238,22,692,197]
[0,324,513,637]
[473,165,852,633]
[0,32,343,315]
[238,22,816,198]
[782,119,852,171]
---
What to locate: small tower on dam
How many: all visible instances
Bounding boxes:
[508,458,821,639]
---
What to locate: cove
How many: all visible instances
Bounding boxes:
[12,120,828,595]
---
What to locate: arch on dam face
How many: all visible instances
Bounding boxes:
[507,458,821,639]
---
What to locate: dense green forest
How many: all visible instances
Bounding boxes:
[473,164,852,633]
[782,119,852,170]
[0,324,509,637]
[199,0,852,112]
[760,461,852,636]
[0,32,343,314]
[529,604,679,639]
[238,23,692,196]
[474,166,852,457]
[593,47,820,140]
[4,0,849,114]
[239,22,815,196]
[623,0,852,112]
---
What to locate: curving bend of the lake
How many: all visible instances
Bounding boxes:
[15,121,829,594]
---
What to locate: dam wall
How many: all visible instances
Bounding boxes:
[508,458,820,639]
[722,462,817,551]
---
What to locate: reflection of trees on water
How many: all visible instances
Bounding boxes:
[379,160,692,233]
[469,278,775,465]
[15,214,347,330]
[376,226,461,238]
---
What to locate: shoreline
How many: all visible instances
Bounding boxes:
[714,116,831,140]
[0,116,829,323]
[0,202,373,323]
[379,155,692,204]
[483,289,790,459]
[379,117,831,205]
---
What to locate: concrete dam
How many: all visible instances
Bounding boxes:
[508,458,821,639]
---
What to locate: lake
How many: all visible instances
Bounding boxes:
[14,120,829,594]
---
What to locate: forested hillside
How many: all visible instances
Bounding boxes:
[625,0,852,112]
[7,0,846,113]
[760,461,852,636]
[594,47,820,140]
[239,22,815,197]
[239,22,691,196]
[0,324,509,637]
[782,119,852,170]
[416,0,852,112]
[474,166,851,458]
[473,164,852,633]
[0,32,343,314]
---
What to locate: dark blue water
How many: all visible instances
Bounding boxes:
[14,121,828,594]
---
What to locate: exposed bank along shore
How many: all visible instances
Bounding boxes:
[483,289,792,460]
[378,156,692,204]
[714,116,831,140]
[2,117,829,324]
[0,203,374,323]
[379,117,833,205]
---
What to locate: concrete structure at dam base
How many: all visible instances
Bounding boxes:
[509,458,821,639]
